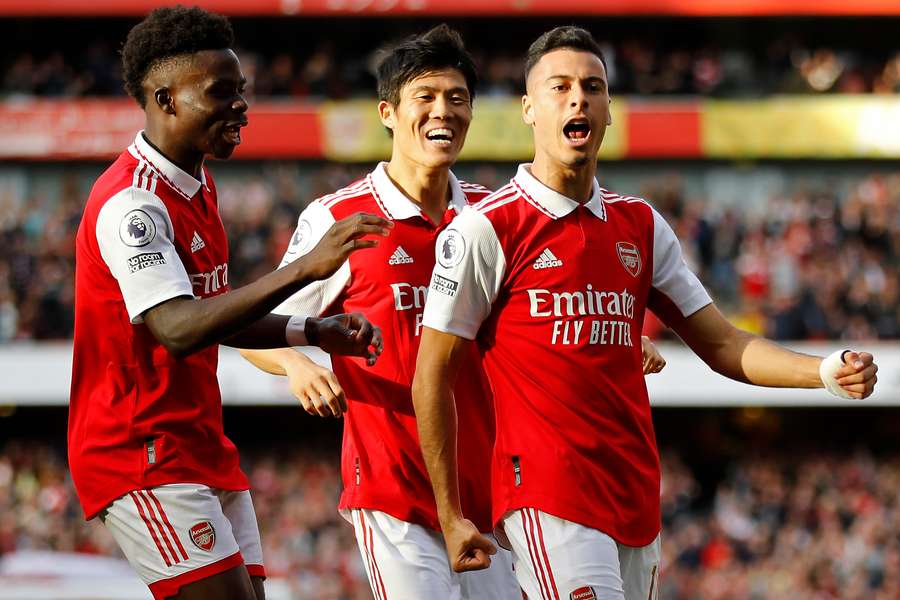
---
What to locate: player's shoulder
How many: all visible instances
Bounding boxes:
[314,176,379,218]
[471,181,523,216]
[599,187,653,212]
[86,149,166,218]
[457,180,493,205]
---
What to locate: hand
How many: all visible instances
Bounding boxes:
[641,335,666,375]
[307,313,383,365]
[442,517,496,573]
[285,357,347,418]
[834,351,878,399]
[295,212,392,282]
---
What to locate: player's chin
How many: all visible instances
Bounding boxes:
[211,142,238,160]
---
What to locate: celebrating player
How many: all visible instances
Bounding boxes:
[240,26,521,599]
[68,7,390,600]
[412,26,879,600]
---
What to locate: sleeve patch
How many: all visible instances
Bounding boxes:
[436,228,466,269]
[430,274,459,297]
[127,252,167,273]
[119,209,157,247]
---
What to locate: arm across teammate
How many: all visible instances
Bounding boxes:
[144,212,391,358]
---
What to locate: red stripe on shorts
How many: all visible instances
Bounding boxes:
[358,512,384,600]
[521,509,550,600]
[147,490,190,562]
[129,491,172,567]
[367,514,389,600]
[138,490,182,566]
[532,509,560,600]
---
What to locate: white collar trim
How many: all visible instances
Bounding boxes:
[130,131,207,200]
[513,164,606,221]
[369,162,466,220]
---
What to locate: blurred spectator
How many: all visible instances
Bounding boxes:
[4,34,900,99]
[3,440,900,598]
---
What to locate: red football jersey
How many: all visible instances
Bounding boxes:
[273,163,496,532]
[69,132,247,519]
[423,165,712,546]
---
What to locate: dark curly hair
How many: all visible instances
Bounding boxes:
[122,5,234,107]
[376,24,478,108]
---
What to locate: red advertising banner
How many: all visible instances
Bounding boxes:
[0,99,322,160]
[1,0,899,16]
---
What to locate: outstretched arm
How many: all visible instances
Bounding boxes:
[144,213,390,357]
[411,326,496,572]
[670,304,877,398]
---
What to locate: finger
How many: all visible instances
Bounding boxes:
[313,379,342,418]
[842,351,864,370]
[341,239,379,256]
[322,372,347,413]
[372,326,384,354]
[297,395,317,416]
[309,391,331,418]
[836,364,877,385]
[457,549,492,572]
[351,313,374,344]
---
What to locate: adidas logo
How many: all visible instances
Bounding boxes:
[190,231,206,253]
[533,248,563,269]
[388,246,414,265]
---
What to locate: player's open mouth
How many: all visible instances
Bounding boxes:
[563,119,591,147]
[222,121,246,145]
[425,128,454,147]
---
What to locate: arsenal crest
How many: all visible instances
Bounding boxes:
[189,521,216,552]
[616,242,642,277]
[570,587,597,600]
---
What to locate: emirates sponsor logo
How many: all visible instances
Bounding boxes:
[388,246,414,265]
[189,521,216,552]
[533,248,563,269]
[190,263,228,295]
[570,587,597,600]
[616,241,642,277]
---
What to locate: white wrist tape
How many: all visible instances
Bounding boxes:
[819,349,853,399]
[285,315,308,347]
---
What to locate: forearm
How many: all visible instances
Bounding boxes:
[413,374,463,525]
[675,305,823,388]
[238,345,312,376]
[145,259,311,357]
[411,330,466,526]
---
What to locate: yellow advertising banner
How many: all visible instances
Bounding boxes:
[703,97,900,159]
[322,97,627,162]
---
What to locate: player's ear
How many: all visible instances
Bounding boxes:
[522,94,535,126]
[154,87,175,115]
[378,100,395,132]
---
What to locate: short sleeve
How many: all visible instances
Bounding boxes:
[95,187,193,324]
[271,200,350,317]
[422,206,506,340]
[648,208,712,325]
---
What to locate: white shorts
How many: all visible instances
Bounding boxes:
[100,483,265,600]
[502,509,660,600]
[350,509,521,600]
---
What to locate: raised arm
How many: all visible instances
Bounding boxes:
[669,304,877,398]
[411,326,496,572]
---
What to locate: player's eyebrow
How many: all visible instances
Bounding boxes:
[410,85,470,96]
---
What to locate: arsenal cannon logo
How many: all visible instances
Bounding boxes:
[189,520,216,552]
[616,241,642,277]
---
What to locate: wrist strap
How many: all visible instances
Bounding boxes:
[819,349,853,399]
[285,315,308,347]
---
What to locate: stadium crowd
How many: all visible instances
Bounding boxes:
[2,440,898,599]
[1,165,898,343]
[3,36,900,99]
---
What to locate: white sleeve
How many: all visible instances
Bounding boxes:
[422,206,506,340]
[271,200,350,317]
[95,187,193,324]
[650,208,712,322]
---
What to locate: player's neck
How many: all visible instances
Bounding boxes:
[530,155,596,204]
[142,128,205,181]
[384,159,451,223]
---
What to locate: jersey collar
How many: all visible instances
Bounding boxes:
[513,164,607,221]
[369,162,466,221]
[130,131,207,200]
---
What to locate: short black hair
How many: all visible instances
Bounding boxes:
[525,26,607,80]
[376,24,478,107]
[122,5,234,107]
